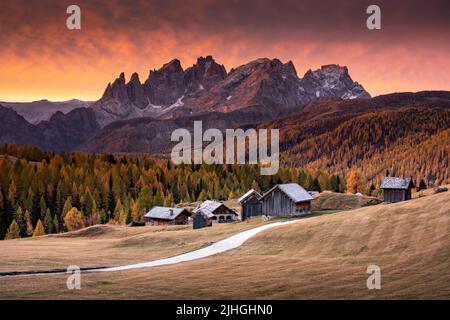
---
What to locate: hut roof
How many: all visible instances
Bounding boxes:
[238,189,262,203]
[260,183,314,203]
[380,177,415,190]
[144,207,191,221]
[195,210,215,219]
[193,200,238,216]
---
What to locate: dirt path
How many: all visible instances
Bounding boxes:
[1,219,301,277]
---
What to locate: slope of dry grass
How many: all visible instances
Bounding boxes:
[0,219,267,273]
[311,191,381,210]
[0,189,449,299]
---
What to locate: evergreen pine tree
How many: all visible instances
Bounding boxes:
[251,180,260,192]
[15,206,26,237]
[52,215,59,233]
[108,174,116,218]
[153,191,163,206]
[164,194,174,207]
[137,186,153,214]
[114,198,123,222]
[368,183,376,196]
[417,179,427,191]
[197,189,207,201]
[5,220,20,239]
[39,196,47,220]
[62,197,73,218]
[312,178,322,193]
[44,208,53,234]
[25,209,33,236]
[32,219,46,237]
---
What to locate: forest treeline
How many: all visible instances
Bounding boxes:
[281,108,450,187]
[0,144,348,240]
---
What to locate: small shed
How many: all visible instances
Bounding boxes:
[380,177,415,203]
[193,200,238,223]
[144,207,192,226]
[193,210,214,229]
[259,183,314,216]
[239,189,262,221]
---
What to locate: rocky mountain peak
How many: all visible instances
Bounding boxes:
[126,72,147,108]
[143,59,185,106]
[300,64,370,100]
[129,72,140,83]
[91,56,371,126]
[184,55,227,92]
[101,72,128,102]
[320,64,348,75]
[160,59,183,73]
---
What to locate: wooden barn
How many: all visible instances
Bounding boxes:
[380,177,415,203]
[259,183,314,216]
[193,200,238,223]
[192,210,214,229]
[239,189,262,221]
[144,207,192,226]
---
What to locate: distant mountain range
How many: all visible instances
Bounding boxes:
[0,56,448,184]
[0,107,99,152]
[0,99,92,124]
[91,56,370,127]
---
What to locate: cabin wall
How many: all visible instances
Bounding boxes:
[174,212,190,225]
[261,189,296,216]
[193,214,212,229]
[406,188,412,200]
[213,206,237,223]
[295,202,311,215]
[148,219,171,226]
[241,196,262,221]
[383,189,407,203]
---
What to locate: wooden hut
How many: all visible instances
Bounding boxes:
[193,200,238,223]
[380,177,415,203]
[144,207,192,226]
[193,210,214,229]
[239,189,262,221]
[259,183,314,216]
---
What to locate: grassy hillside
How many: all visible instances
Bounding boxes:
[311,191,381,210]
[0,219,267,273]
[0,188,448,299]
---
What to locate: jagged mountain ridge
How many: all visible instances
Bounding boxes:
[92,56,228,126]
[91,56,370,126]
[81,91,450,155]
[1,91,449,187]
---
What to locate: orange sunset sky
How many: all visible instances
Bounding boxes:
[0,0,449,102]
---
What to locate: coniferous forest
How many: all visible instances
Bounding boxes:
[0,144,348,240]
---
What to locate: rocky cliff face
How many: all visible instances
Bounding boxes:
[300,64,370,100]
[91,56,228,126]
[80,91,450,155]
[91,56,370,126]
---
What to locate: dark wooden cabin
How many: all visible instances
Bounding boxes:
[144,207,192,226]
[193,210,214,229]
[193,200,238,223]
[259,183,314,217]
[380,177,415,203]
[239,189,262,221]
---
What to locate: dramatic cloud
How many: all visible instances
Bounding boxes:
[0,0,449,101]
